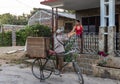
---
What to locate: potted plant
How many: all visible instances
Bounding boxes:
[97,51,109,67]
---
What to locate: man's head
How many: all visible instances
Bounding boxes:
[56,27,64,34]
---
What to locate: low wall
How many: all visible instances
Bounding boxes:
[93,65,120,80]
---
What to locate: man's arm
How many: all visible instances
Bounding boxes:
[60,32,75,42]
[68,32,76,38]
[71,26,75,33]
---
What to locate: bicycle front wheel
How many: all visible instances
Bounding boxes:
[73,62,84,84]
[31,58,52,80]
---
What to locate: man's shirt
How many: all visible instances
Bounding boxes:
[54,33,69,54]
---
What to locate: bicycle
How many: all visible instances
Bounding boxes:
[31,50,84,84]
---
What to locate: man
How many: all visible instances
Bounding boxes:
[49,28,75,55]
[49,28,75,71]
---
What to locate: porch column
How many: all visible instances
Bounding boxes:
[99,27,105,51]
[108,26,116,56]
[99,0,106,52]
[100,0,116,56]
[108,0,116,56]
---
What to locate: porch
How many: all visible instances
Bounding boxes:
[41,0,120,57]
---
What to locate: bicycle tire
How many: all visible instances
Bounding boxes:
[31,58,52,80]
[73,62,84,84]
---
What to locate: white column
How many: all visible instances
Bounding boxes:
[100,0,106,27]
[100,0,115,27]
[108,0,116,56]
[109,0,115,26]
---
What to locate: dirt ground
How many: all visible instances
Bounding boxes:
[0,46,119,84]
[0,46,26,65]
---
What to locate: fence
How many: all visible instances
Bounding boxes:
[83,32,99,54]
[114,33,120,57]
[66,32,99,54]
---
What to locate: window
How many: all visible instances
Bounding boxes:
[65,23,73,33]
[82,16,100,33]
[82,15,119,33]
[82,17,89,32]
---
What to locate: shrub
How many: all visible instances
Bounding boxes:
[0,24,52,46]
[30,24,52,37]
[0,31,12,46]
[16,24,52,46]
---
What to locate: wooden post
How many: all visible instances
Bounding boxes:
[55,8,64,71]
[52,8,54,50]
[81,35,83,53]
[55,8,58,30]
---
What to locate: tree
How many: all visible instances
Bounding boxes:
[14,15,28,25]
[0,13,15,24]
[0,13,28,25]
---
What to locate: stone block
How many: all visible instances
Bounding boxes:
[93,65,120,80]
[99,27,106,51]
[108,26,116,56]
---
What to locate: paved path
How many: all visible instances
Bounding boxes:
[0,64,119,84]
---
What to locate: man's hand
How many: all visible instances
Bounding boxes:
[68,32,76,38]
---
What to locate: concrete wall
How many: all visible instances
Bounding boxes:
[3,25,25,32]
[58,17,75,27]
[76,8,100,22]
[76,5,120,25]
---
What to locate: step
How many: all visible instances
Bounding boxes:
[77,58,97,65]
[78,54,100,60]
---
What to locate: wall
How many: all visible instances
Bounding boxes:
[76,5,120,25]
[58,17,75,32]
[3,25,25,32]
[76,8,100,22]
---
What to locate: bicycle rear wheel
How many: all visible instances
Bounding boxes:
[73,62,84,84]
[31,58,52,80]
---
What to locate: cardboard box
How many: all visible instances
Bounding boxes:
[27,37,50,58]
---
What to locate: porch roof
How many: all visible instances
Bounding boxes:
[41,0,120,10]
[41,0,100,10]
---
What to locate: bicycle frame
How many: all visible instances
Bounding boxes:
[40,53,77,74]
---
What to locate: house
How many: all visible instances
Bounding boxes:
[41,0,120,79]
[41,0,120,56]
[28,9,76,32]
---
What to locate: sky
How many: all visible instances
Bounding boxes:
[0,0,51,16]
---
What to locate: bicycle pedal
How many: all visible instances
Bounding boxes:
[54,69,60,75]
[59,74,62,77]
